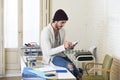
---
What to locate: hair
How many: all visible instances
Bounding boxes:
[52,9,68,22]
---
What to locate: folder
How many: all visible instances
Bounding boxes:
[22,67,46,80]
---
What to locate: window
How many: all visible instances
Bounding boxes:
[4,0,50,48]
[23,0,40,44]
[4,0,18,48]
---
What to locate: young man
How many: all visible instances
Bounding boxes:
[41,9,82,80]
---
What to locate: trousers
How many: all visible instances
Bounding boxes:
[52,56,81,80]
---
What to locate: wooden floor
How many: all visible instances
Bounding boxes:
[0,76,21,80]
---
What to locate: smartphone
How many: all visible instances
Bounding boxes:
[45,73,56,77]
[72,40,79,46]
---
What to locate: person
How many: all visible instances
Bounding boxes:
[41,9,82,80]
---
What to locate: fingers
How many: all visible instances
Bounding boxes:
[66,41,72,47]
[67,63,73,70]
[64,41,74,49]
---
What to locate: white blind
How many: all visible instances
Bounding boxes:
[23,0,40,44]
[4,0,18,48]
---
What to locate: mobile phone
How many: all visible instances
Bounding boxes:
[72,40,79,46]
[45,73,56,77]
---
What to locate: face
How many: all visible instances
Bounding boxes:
[55,20,67,30]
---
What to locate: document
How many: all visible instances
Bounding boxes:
[33,65,67,73]
[29,70,56,78]
[33,65,56,72]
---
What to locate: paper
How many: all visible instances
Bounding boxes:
[29,70,56,78]
[33,65,56,72]
[33,65,67,73]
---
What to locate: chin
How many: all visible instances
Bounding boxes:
[59,28,61,30]
[59,27,63,29]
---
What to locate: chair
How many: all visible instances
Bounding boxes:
[82,54,113,80]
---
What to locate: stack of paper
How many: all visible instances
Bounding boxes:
[34,65,56,72]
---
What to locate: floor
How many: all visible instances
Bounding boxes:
[0,76,21,80]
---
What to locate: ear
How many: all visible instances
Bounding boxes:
[54,21,58,23]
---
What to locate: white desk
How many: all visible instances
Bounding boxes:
[57,71,76,80]
[21,56,76,80]
[45,65,76,80]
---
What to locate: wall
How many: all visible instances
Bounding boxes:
[51,0,106,62]
[102,2,120,79]
[52,1,120,79]
[51,0,90,49]
[93,0,120,61]
[105,0,120,58]
[51,0,120,62]
[86,0,107,62]
[51,0,106,51]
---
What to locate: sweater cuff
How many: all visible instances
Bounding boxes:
[62,45,66,51]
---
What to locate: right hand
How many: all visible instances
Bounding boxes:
[64,41,74,49]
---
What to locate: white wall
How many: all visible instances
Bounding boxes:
[51,0,106,62]
[51,0,120,62]
[52,1,120,79]
[85,0,107,62]
[103,0,120,58]
[51,0,90,50]
[51,0,106,51]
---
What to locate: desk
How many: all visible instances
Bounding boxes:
[47,66,76,80]
[65,50,95,75]
[21,56,76,80]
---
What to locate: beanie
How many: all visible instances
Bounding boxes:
[53,9,68,21]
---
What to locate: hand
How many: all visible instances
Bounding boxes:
[64,41,74,49]
[67,63,73,70]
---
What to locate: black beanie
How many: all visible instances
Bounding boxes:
[53,9,68,21]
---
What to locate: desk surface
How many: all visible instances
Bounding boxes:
[46,66,76,80]
[56,71,76,80]
[21,56,76,80]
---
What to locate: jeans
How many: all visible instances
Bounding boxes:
[52,56,81,80]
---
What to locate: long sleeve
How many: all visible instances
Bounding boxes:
[41,28,65,56]
[40,25,66,63]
